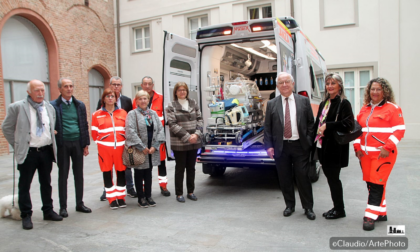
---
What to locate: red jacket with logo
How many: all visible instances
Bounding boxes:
[354,101,405,154]
[91,108,127,149]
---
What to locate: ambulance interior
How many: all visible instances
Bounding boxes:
[200,39,281,145]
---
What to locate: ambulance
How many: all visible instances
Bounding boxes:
[162,17,327,180]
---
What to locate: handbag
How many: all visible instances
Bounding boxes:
[333,99,363,145]
[123,111,146,166]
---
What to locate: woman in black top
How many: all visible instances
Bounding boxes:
[314,73,354,219]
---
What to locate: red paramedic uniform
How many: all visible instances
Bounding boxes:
[354,101,405,220]
[92,108,128,203]
[133,90,168,188]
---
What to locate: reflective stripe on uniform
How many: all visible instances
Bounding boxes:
[354,139,361,144]
[365,212,378,219]
[392,125,405,131]
[362,127,393,133]
[389,135,399,145]
[366,204,386,213]
[361,146,380,152]
[97,126,125,133]
[96,140,125,147]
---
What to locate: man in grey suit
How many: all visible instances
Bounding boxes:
[264,72,316,220]
[2,80,63,230]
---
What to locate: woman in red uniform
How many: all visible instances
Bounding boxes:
[92,88,128,209]
[354,77,405,231]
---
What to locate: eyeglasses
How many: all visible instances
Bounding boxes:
[370,88,383,92]
[177,89,187,92]
[111,84,122,87]
[105,95,115,99]
[277,80,292,85]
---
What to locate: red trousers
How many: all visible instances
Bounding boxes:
[360,150,397,220]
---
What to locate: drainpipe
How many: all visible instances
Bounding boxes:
[290,0,294,17]
[116,0,121,78]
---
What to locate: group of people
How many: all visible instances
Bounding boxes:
[264,72,405,231]
[2,76,203,230]
[2,71,405,232]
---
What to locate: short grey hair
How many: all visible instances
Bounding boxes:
[135,90,150,100]
[58,77,72,89]
[276,72,295,83]
[142,76,154,84]
[110,76,123,85]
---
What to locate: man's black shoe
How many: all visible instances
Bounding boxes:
[44,211,63,221]
[76,205,92,213]
[59,208,68,218]
[146,197,156,207]
[127,188,138,198]
[325,209,346,219]
[283,207,295,217]
[322,208,334,217]
[304,209,316,220]
[22,216,33,230]
[138,198,148,208]
[100,191,106,201]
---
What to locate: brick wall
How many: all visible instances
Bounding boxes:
[0,0,117,155]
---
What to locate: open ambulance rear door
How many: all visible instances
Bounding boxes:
[162,31,200,160]
[273,18,295,97]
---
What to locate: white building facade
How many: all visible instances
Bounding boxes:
[117,0,419,139]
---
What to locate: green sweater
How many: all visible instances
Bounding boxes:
[62,102,80,141]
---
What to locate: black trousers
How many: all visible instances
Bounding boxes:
[158,160,167,176]
[17,146,54,218]
[173,149,197,196]
[57,140,84,208]
[322,165,344,211]
[366,182,384,206]
[134,168,152,199]
[275,141,314,209]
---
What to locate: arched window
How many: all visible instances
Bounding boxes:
[88,68,105,115]
[1,16,50,106]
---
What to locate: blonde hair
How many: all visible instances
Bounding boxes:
[135,90,150,101]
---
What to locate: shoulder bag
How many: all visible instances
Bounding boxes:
[123,111,146,166]
[334,99,363,145]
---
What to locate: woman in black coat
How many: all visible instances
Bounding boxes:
[314,73,354,219]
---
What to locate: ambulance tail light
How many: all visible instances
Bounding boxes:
[298,91,309,98]
[250,22,274,32]
[196,27,233,39]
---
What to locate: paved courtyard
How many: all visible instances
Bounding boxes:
[0,140,418,251]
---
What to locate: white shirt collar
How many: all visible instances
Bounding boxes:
[61,96,73,104]
[281,93,294,101]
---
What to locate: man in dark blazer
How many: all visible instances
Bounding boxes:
[50,78,92,218]
[264,72,316,220]
[96,76,137,200]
